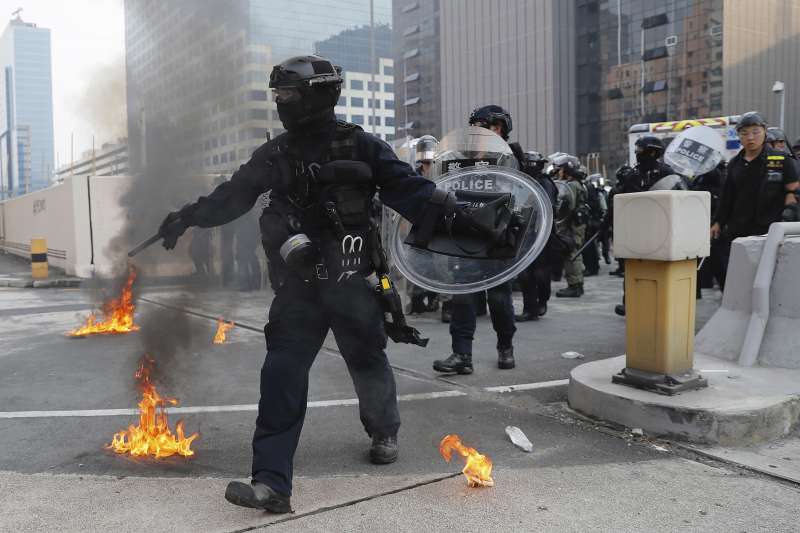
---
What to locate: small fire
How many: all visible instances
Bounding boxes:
[213,318,235,344]
[439,434,495,487]
[107,356,198,458]
[69,268,140,337]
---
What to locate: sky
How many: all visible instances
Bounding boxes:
[0,0,125,169]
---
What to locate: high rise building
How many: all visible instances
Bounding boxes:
[437,0,576,155]
[392,0,442,140]
[0,12,55,197]
[124,0,391,175]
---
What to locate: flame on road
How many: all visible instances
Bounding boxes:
[107,356,198,458]
[213,318,235,344]
[439,434,495,487]
[69,268,140,337]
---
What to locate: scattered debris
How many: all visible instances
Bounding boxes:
[631,428,644,437]
[505,426,533,453]
[560,351,585,360]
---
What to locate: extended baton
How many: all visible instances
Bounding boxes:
[569,231,600,262]
[127,219,185,258]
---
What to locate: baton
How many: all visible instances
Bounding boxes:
[127,219,185,258]
[570,231,600,262]
[697,257,707,271]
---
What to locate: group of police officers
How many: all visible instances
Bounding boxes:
[155,53,799,513]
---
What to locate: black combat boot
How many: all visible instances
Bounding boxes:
[537,302,548,317]
[369,434,398,464]
[409,295,427,314]
[433,352,473,374]
[614,304,626,316]
[514,310,539,322]
[556,284,583,298]
[225,481,292,514]
[425,294,440,312]
[497,347,515,369]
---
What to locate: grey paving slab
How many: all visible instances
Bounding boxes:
[695,434,800,483]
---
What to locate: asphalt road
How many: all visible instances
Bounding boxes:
[3,256,798,532]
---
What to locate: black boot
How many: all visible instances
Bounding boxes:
[409,295,427,314]
[425,294,440,312]
[370,435,398,464]
[537,302,548,317]
[433,352,473,374]
[614,304,626,316]
[497,347,515,369]
[583,269,599,277]
[440,301,452,323]
[556,284,583,298]
[514,311,539,322]
[225,481,292,514]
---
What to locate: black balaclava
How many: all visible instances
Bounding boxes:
[277,85,338,134]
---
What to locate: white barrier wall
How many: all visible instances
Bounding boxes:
[0,175,222,278]
[695,235,800,368]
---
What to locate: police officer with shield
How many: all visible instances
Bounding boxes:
[408,135,441,313]
[153,56,523,513]
[432,105,518,373]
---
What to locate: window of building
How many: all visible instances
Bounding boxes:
[221,153,228,163]
[229,150,236,161]
[368,81,380,92]
[384,83,394,93]
[385,117,395,127]
[338,96,346,106]
[642,13,668,29]
[403,49,419,60]
[403,25,420,37]
[250,109,269,120]
[368,99,381,109]
[644,80,667,93]
[404,96,420,106]
[351,115,365,125]
[220,135,227,146]
[643,46,668,61]
[212,138,218,148]
[401,2,418,13]
[336,113,347,121]
[404,72,420,82]
[383,65,394,75]
[607,87,624,99]
[204,157,211,167]
[368,116,381,126]
[249,90,268,101]
[385,100,395,110]
[350,79,364,90]
[351,97,364,107]
[213,155,219,164]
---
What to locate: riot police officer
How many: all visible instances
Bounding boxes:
[711,112,798,275]
[156,55,444,513]
[433,105,517,373]
[611,136,673,315]
[582,173,608,277]
[408,135,441,313]
[552,154,588,298]
[515,151,557,320]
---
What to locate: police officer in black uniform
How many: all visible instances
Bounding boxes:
[515,151,557,320]
[432,105,518,373]
[611,136,673,316]
[711,112,798,274]
[156,55,447,513]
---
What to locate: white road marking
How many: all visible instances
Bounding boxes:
[0,380,566,419]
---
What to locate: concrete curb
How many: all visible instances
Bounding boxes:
[568,355,800,446]
[0,277,82,288]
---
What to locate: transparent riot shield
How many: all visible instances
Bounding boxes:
[664,125,726,179]
[387,127,553,295]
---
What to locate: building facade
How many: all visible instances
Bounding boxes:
[0,14,54,197]
[124,0,391,176]
[392,0,442,140]
[55,140,129,180]
[438,0,576,155]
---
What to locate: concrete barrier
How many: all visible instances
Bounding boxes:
[695,234,800,369]
[0,175,225,278]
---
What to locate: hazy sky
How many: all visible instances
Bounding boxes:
[0,0,125,168]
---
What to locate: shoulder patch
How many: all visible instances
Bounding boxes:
[767,155,785,160]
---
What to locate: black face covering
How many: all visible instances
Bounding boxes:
[635,150,658,169]
[277,86,337,133]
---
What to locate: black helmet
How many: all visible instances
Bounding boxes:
[634,135,664,155]
[521,151,547,173]
[415,135,438,162]
[268,55,343,131]
[468,105,512,140]
[735,111,767,131]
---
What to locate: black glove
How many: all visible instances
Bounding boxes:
[158,211,189,250]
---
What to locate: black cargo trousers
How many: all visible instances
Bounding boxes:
[251,274,400,496]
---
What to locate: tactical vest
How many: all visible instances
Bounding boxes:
[260,121,377,286]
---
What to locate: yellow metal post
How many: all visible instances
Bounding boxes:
[31,238,48,279]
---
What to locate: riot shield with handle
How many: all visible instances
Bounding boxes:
[388,127,553,295]
[654,125,727,191]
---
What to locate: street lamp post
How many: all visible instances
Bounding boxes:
[772,81,785,130]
